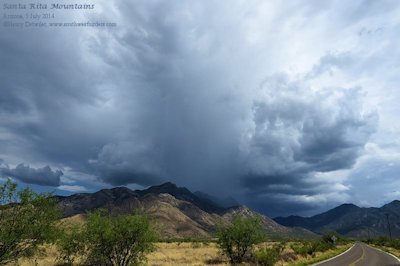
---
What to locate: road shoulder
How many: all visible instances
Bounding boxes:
[311,244,355,266]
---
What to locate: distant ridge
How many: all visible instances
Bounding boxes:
[56,182,315,239]
[274,201,400,238]
[137,182,226,213]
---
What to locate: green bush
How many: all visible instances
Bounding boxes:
[374,236,391,246]
[291,240,334,257]
[314,240,333,252]
[367,237,400,249]
[290,242,310,257]
[56,224,86,265]
[322,232,337,244]
[0,179,61,264]
[390,239,400,249]
[84,209,157,266]
[216,216,265,263]
[321,231,350,245]
[253,243,284,266]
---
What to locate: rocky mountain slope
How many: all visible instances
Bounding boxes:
[274,201,400,238]
[56,182,314,239]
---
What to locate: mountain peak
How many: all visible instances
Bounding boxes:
[94,186,137,199]
[138,182,187,196]
[136,182,225,214]
[334,203,359,210]
[109,186,134,193]
[155,182,178,189]
[386,199,400,206]
[382,199,400,211]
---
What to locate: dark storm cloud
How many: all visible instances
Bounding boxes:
[246,193,332,218]
[99,170,161,187]
[239,76,377,214]
[242,173,349,217]
[242,173,314,196]
[0,0,395,215]
[0,164,62,187]
[80,0,252,189]
[91,142,164,186]
[0,5,120,172]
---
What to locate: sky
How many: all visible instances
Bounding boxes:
[1,0,400,217]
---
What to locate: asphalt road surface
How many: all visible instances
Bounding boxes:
[315,243,400,266]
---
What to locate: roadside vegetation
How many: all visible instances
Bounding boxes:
[215,216,352,265]
[216,216,265,263]
[1,179,354,266]
[54,209,157,266]
[365,237,400,258]
[1,179,157,266]
[366,236,400,249]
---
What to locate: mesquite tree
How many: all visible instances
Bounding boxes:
[216,216,265,263]
[0,179,60,264]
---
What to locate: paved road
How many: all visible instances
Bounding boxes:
[315,243,400,266]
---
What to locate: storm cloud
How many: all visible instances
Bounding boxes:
[0,163,62,187]
[1,0,399,216]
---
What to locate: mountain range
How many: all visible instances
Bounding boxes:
[56,182,313,239]
[274,201,400,238]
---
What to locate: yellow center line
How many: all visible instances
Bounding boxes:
[349,245,365,266]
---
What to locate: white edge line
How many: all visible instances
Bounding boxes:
[367,244,400,263]
[311,243,356,266]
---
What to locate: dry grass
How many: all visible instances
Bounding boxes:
[10,242,228,266]
[59,214,86,226]
[9,245,59,266]
[148,242,229,265]
[8,242,353,266]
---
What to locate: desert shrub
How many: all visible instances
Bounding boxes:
[373,236,391,246]
[84,209,157,266]
[216,216,265,263]
[291,241,314,257]
[56,224,86,265]
[313,240,333,252]
[291,240,333,257]
[0,179,61,264]
[321,231,350,245]
[291,242,309,256]
[253,243,284,266]
[390,239,400,249]
[379,238,387,245]
[322,231,338,244]
[367,237,400,249]
[280,251,297,262]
